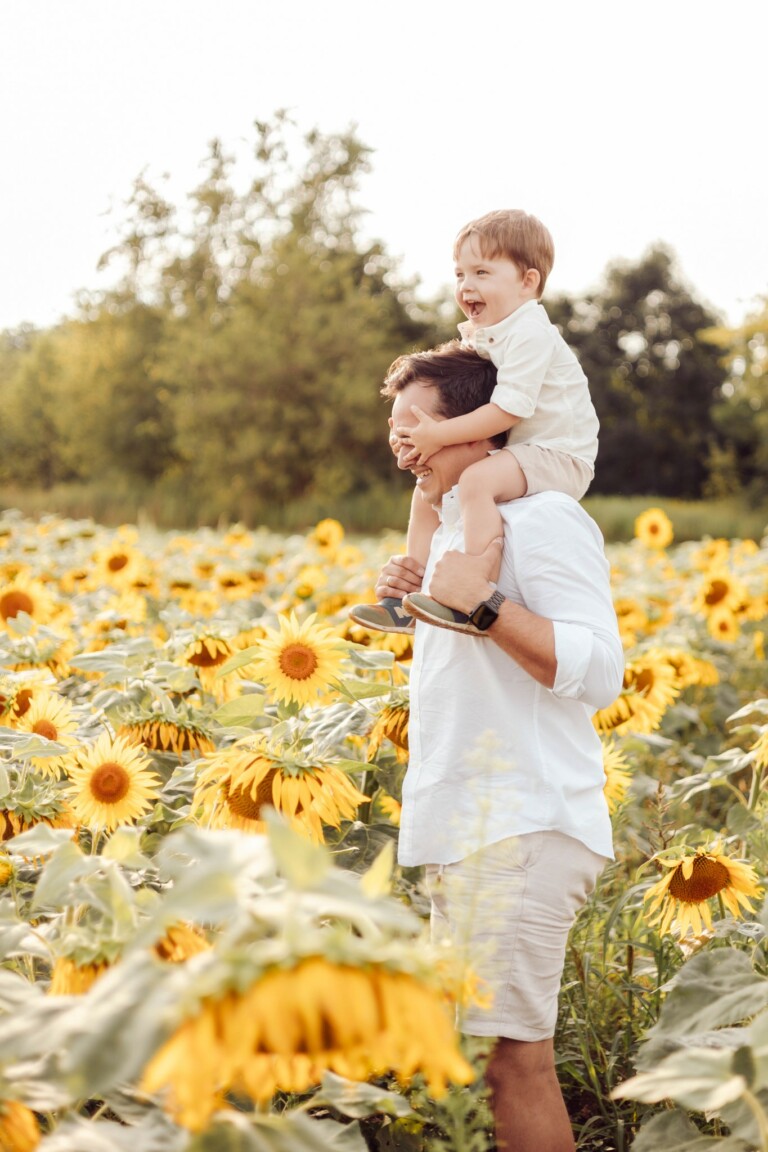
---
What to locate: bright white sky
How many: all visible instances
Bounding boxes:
[2,0,766,332]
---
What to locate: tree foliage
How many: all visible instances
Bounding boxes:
[1,117,764,523]
[548,246,728,499]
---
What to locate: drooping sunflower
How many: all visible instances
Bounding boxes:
[153,923,210,963]
[64,732,162,832]
[248,612,349,708]
[368,697,410,759]
[119,713,216,758]
[48,956,111,995]
[634,508,674,550]
[593,652,680,736]
[193,736,367,844]
[0,1099,40,1152]
[141,956,474,1131]
[15,691,80,778]
[645,847,763,939]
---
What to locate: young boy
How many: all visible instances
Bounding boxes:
[349,209,598,636]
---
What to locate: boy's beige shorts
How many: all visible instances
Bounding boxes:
[508,443,594,501]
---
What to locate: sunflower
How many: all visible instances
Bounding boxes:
[612,597,649,647]
[602,741,632,813]
[377,793,402,827]
[369,698,410,757]
[755,630,766,661]
[593,652,680,736]
[706,604,740,643]
[48,956,111,995]
[0,853,13,886]
[691,538,731,569]
[659,648,719,689]
[645,847,763,939]
[183,634,238,699]
[64,732,161,832]
[91,537,147,589]
[141,957,474,1131]
[308,517,345,554]
[292,564,328,601]
[119,714,216,758]
[0,672,54,726]
[0,1099,40,1152]
[193,736,367,844]
[634,508,674,550]
[15,691,80,778]
[0,575,57,629]
[248,612,349,708]
[692,569,747,617]
[153,923,210,963]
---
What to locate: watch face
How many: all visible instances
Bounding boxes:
[469,603,498,631]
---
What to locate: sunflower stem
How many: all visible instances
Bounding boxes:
[747,763,764,812]
[741,1088,768,1151]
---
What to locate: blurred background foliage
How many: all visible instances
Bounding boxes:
[1,112,766,535]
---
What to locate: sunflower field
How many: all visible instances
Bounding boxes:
[1,506,767,1152]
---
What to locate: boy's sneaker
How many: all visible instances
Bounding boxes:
[348,597,415,635]
[402,593,489,637]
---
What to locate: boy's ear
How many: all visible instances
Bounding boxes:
[523,268,541,294]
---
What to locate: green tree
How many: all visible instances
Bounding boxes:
[548,246,727,498]
[704,298,768,501]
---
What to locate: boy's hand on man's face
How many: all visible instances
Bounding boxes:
[396,405,443,466]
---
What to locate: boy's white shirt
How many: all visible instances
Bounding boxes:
[458,299,599,469]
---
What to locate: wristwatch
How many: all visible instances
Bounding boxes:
[467,589,506,631]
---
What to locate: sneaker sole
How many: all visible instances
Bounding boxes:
[403,597,488,637]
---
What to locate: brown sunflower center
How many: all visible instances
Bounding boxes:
[278,642,319,682]
[107,554,129,573]
[669,856,730,903]
[705,580,729,606]
[33,719,59,741]
[89,761,131,803]
[225,769,283,820]
[0,590,34,620]
[13,689,34,719]
[632,669,655,694]
[188,644,228,668]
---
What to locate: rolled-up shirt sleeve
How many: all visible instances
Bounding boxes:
[507,497,624,709]
[553,622,625,708]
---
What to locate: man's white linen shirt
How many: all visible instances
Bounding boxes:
[398,490,623,868]
[458,300,599,469]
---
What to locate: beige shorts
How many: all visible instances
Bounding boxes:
[426,831,605,1041]
[506,443,594,500]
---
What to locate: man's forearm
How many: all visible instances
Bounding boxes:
[487,600,557,688]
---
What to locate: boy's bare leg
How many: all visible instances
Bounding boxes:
[486,1037,575,1152]
[406,485,440,567]
[457,451,527,579]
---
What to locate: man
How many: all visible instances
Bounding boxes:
[362,342,623,1152]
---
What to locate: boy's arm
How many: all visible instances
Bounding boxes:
[397,402,521,462]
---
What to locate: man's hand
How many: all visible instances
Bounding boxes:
[396,405,445,464]
[428,538,503,614]
[375,555,425,601]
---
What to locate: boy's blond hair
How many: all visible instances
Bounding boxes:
[453,209,555,296]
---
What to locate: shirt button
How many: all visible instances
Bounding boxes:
[488,337,494,343]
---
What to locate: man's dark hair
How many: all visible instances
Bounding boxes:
[381,340,507,449]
